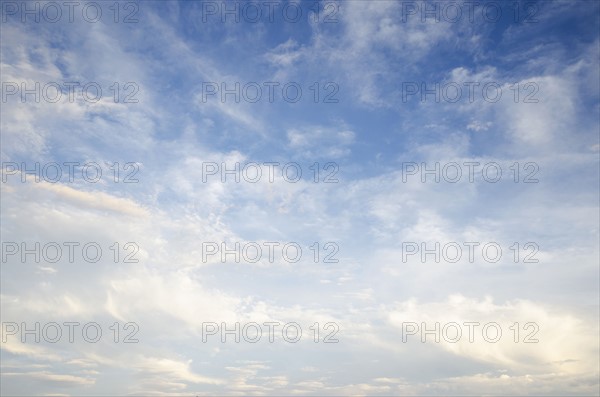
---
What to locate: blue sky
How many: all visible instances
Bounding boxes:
[1,0,599,395]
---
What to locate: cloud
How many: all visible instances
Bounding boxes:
[1,0,598,395]
[35,182,149,218]
[287,125,355,159]
[386,295,598,375]
[1,371,95,386]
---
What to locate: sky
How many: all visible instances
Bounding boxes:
[0,0,599,395]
